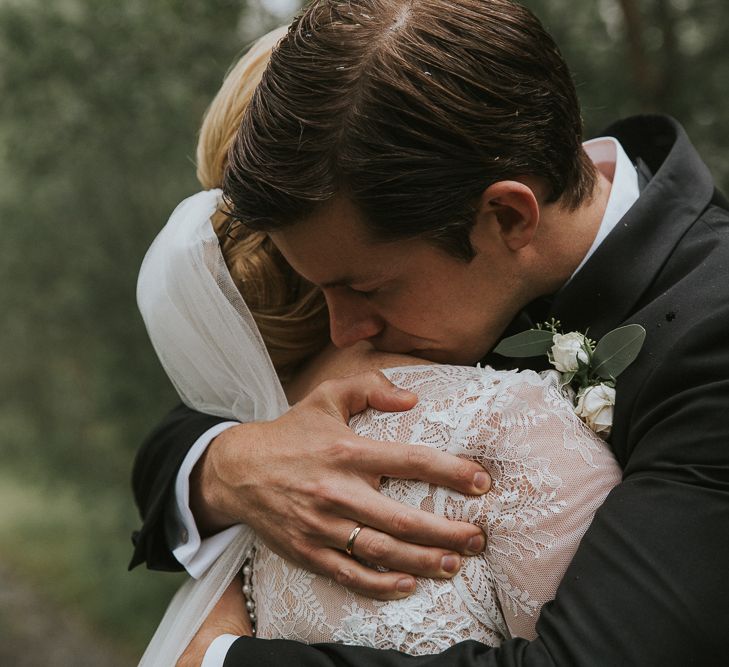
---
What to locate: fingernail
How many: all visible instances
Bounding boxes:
[397,578,415,593]
[441,554,460,574]
[466,534,485,554]
[473,472,490,492]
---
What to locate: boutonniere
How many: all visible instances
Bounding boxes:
[493,319,646,437]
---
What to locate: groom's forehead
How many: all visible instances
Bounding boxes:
[272,228,399,288]
[269,202,423,287]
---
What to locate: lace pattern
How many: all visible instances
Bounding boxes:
[252,366,621,653]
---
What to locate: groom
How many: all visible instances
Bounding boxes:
[131,0,729,664]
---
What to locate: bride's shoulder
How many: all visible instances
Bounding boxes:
[285,342,426,401]
[286,341,555,402]
[383,361,559,401]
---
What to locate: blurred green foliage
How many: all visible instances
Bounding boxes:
[0,0,283,657]
[0,0,726,659]
[529,0,729,187]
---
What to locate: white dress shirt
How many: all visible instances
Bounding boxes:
[183,137,640,665]
[202,634,240,667]
[169,420,242,578]
[572,136,640,277]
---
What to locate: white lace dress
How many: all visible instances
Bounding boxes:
[250,365,622,654]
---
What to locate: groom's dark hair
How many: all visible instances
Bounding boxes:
[225,0,597,261]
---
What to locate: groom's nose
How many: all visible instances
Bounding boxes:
[326,291,383,348]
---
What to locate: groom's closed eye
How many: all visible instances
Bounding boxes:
[342,279,393,299]
[349,286,381,298]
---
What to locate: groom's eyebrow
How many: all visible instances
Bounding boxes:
[318,270,389,290]
[320,275,371,289]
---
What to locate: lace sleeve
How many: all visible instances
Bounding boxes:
[251,365,622,653]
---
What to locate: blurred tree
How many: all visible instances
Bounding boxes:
[0,0,283,654]
[523,0,729,187]
[0,0,266,483]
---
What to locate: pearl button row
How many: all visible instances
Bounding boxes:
[241,547,256,635]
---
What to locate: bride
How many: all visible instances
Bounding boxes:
[136,26,621,667]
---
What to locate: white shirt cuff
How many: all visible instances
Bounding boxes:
[168,421,242,578]
[201,634,240,667]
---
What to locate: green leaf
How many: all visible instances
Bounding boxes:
[560,371,576,387]
[493,329,554,358]
[591,324,646,380]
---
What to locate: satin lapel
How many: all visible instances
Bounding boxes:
[548,115,715,339]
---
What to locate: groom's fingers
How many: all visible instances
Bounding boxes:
[330,521,465,580]
[313,548,417,601]
[342,486,486,556]
[358,438,492,496]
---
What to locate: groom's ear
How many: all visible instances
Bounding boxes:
[475,180,541,251]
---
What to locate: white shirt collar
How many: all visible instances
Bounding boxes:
[569,136,640,280]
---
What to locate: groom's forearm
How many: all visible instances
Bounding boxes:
[223,638,507,666]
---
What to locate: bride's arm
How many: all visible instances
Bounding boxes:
[422,369,622,640]
[175,576,252,667]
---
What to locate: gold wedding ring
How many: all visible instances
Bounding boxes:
[345,524,364,556]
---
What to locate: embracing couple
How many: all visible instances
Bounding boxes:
[130,0,729,665]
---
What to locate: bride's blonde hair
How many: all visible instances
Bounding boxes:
[196,26,329,381]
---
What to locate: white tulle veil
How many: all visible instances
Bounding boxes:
[136,189,290,666]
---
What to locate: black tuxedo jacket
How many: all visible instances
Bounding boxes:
[131,116,729,665]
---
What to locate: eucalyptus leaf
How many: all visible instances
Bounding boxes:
[560,371,576,388]
[493,329,554,358]
[591,324,646,380]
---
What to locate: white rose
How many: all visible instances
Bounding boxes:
[550,332,589,372]
[575,383,616,436]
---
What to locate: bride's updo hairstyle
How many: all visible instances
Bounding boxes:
[196,26,329,382]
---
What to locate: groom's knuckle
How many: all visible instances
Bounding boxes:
[314,480,341,506]
[390,509,415,535]
[314,379,339,401]
[454,460,475,485]
[298,510,323,536]
[364,369,387,385]
[289,538,308,560]
[327,436,357,463]
[296,542,319,567]
[318,378,336,393]
[303,475,336,507]
[364,533,390,561]
[324,439,345,460]
[334,565,358,588]
[416,550,438,572]
[405,446,431,471]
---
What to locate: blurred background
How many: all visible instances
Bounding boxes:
[0,0,727,663]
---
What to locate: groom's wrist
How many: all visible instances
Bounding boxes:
[190,422,258,536]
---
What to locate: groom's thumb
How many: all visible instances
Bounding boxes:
[318,371,418,421]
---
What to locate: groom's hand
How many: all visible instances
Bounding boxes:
[191,371,490,600]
